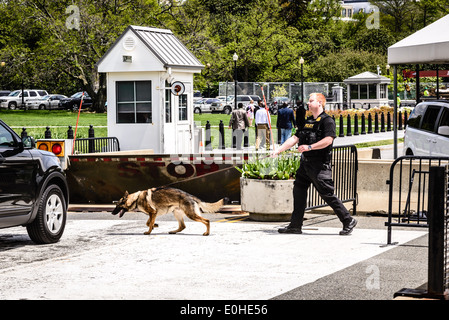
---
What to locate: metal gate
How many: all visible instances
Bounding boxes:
[386,156,449,244]
[73,137,120,154]
[306,144,358,214]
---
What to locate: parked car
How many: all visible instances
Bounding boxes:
[210,95,258,114]
[26,94,68,110]
[0,89,48,110]
[0,119,69,244]
[0,90,10,97]
[194,98,220,114]
[404,101,449,156]
[59,92,93,111]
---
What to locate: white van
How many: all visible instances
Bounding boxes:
[404,101,449,156]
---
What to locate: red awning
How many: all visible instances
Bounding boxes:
[403,70,449,78]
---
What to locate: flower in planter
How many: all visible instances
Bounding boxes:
[236,152,300,180]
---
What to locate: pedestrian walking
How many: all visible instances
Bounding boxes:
[229,102,250,150]
[246,100,255,127]
[295,100,306,130]
[255,103,271,150]
[276,103,296,144]
[271,92,357,235]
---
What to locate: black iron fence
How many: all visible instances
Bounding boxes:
[306,144,358,214]
[389,159,449,299]
[204,110,408,150]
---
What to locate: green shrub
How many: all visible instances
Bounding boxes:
[237,152,300,180]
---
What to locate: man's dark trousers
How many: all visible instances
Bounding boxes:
[290,157,352,228]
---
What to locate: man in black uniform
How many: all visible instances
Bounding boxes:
[271,93,357,235]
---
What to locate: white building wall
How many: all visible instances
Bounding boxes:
[106,71,162,152]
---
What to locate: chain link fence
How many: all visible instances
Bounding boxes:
[218,82,345,108]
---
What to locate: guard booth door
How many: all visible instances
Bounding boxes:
[163,87,192,154]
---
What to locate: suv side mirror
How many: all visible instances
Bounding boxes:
[437,125,449,136]
[22,136,36,148]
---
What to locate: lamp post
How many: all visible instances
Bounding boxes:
[300,57,304,108]
[233,52,238,109]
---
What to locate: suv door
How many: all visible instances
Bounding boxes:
[416,105,442,156]
[433,107,449,156]
[0,122,36,226]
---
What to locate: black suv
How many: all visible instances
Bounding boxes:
[0,119,69,244]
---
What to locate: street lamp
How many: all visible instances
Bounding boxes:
[299,57,304,108]
[233,52,238,109]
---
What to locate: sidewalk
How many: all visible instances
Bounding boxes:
[333,129,404,147]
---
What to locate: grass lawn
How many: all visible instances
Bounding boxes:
[0,110,107,139]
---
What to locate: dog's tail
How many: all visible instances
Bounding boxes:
[198,198,226,213]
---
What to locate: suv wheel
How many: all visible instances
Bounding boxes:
[26,184,67,244]
[8,102,17,110]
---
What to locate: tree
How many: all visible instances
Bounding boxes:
[309,49,386,82]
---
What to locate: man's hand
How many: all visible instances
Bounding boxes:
[297,144,310,153]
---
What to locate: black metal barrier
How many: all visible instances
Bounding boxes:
[306,144,358,215]
[391,162,449,299]
[427,166,447,297]
[73,137,120,154]
[386,156,449,245]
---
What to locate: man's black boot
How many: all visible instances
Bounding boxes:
[339,218,357,235]
[278,225,302,234]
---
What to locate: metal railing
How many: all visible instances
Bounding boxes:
[386,156,449,245]
[306,144,358,215]
[73,137,120,154]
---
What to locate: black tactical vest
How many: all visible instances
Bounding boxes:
[295,112,333,162]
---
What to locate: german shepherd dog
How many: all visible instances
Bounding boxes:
[111,187,225,236]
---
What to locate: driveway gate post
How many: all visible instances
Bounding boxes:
[427,166,445,296]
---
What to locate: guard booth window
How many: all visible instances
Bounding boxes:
[179,94,187,121]
[165,81,172,123]
[116,81,152,123]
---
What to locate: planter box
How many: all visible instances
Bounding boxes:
[240,177,294,221]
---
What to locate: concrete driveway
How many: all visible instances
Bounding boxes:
[0,209,427,300]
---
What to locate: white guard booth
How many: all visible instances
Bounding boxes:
[343,71,390,108]
[97,25,204,153]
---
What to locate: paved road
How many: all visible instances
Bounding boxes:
[0,208,428,301]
